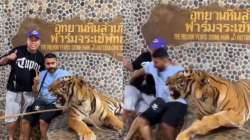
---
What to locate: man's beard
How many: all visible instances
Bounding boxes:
[48,67,57,73]
[156,66,166,72]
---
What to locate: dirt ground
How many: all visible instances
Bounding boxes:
[47,112,250,140]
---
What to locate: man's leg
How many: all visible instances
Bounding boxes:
[123,85,140,127]
[39,120,49,140]
[39,103,62,140]
[20,102,39,140]
[125,98,166,140]
[123,110,136,125]
[19,92,35,140]
[5,91,21,140]
[139,123,152,140]
[7,123,17,140]
[22,92,35,114]
[161,123,177,140]
[125,116,153,140]
[19,119,32,140]
[160,102,187,140]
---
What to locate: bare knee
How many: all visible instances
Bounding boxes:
[21,119,30,126]
[20,119,31,132]
[7,122,17,140]
[39,120,48,127]
[161,122,175,129]
[161,123,177,140]
[123,110,137,128]
[161,122,177,134]
[19,120,31,140]
[136,117,150,127]
[7,121,17,128]
[39,120,49,140]
[123,110,136,118]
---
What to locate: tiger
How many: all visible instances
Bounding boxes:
[166,69,250,140]
[48,76,124,140]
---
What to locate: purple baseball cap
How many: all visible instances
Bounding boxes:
[27,30,41,39]
[149,37,168,49]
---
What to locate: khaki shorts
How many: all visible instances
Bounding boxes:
[123,85,155,113]
[5,91,35,123]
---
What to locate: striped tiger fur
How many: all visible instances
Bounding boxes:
[166,69,250,140]
[48,76,123,140]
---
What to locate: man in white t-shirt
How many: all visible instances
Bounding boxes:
[125,48,187,140]
[123,37,168,127]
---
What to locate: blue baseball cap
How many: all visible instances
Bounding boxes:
[149,37,168,49]
[27,30,41,39]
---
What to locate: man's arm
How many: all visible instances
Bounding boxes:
[32,71,40,96]
[123,58,134,72]
[123,52,151,72]
[32,83,39,96]
[0,50,17,66]
[129,68,145,83]
[0,56,10,66]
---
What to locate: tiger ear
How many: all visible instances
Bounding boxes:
[200,72,210,86]
[200,78,209,86]
[183,69,192,77]
[187,66,193,71]
[78,77,86,85]
[183,66,194,77]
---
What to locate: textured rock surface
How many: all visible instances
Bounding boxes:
[46,110,250,140]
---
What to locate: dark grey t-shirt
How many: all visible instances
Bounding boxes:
[0,45,45,92]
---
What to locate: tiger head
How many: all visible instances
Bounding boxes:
[166,69,212,99]
[49,76,90,106]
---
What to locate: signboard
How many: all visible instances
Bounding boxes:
[143,4,250,46]
[12,17,123,60]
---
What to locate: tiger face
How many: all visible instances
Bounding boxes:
[49,76,73,106]
[166,71,190,99]
[49,76,93,106]
[166,70,210,99]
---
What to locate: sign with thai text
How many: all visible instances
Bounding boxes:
[143,4,250,46]
[12,17,123,60]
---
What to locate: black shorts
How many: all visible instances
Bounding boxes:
[23,99,62,127]
[140,98,187,127]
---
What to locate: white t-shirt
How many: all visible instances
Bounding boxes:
[143,62,187,104]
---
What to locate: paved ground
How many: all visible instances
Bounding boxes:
[47,124,250,140]
[4,106,250,140]
[47,112,250,140]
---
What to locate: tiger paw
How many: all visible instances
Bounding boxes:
[117,129,124,137]
[79,133,96,140]
[176,131,191,140]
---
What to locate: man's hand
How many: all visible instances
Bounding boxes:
[129,68,145,83]
[32,71,40,96]
[33,71,40,86]
[123,58,130,67]
[6,50,17,61]
[123,58,133,71]
[0,50,17,66]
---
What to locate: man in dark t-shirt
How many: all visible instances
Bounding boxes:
[123,37,167,71]
[123,37,168,127]
[0,30,44,140]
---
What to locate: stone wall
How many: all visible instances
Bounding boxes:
[0,0,250,140]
